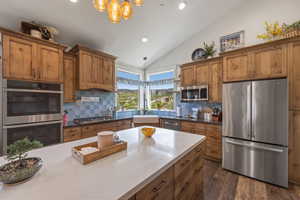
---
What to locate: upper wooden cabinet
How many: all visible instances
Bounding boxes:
[63,54,76,102]
[180,57,223,102]
[223,42,288,82]
[70,45,116,91]
[289,39,300,111]
[2,32,64,83]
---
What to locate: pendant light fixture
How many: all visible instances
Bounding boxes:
[93,0,144,23]
[134,0,144,6]
[93,0,108,12]
[121,0,132,20]
[107,0,122,23]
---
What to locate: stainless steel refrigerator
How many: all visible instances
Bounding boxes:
[222,79,288,188]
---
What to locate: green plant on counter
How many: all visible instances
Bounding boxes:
[203,42,216,59]
[6,138,43,167]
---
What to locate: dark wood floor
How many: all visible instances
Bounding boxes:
[200,160,300,200]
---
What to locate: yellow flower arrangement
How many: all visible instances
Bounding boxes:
[257,21,285,40]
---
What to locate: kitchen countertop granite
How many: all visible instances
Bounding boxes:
[64,115,221,128]
[0,127,206,200]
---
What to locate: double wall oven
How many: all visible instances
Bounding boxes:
[1,80,63,155]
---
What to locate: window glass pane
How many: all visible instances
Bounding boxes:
[149,71,174,81]
[117,71,140,81]
[117,71,140,111]
[149,71,175,110]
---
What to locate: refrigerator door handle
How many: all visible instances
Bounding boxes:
[225,140,284,153]
[246,84,252,139]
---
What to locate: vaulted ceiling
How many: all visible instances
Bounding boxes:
[0,0,244,68]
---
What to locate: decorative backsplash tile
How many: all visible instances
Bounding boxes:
[64,90,115,121]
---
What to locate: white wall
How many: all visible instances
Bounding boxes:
[146,0,300,73]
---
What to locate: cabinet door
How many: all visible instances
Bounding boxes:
[38,45,63,82]
[289,111,300,184]
[181,66,195,87]
[223,52,250,82]
[63,55,76,102]
[79,51,94,89]
[3,35,37,81]
[103,58,115,91]
[92,55,103,87]
[209,61,222,102]
[251,44,287,79]
[289,41,300,111]
[195,63,209,85]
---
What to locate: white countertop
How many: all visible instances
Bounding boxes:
[0,127,205,200]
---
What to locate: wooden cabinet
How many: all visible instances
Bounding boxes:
[209,60,222,102]
[181,65,195,87]
[289,40,300,111]
[289,111,300,184]
[70,45,116,91]
[3,33,64,83]
[63,127,82,142]
[181,121,222,161]
[136,167,174,200]
[195,63,209,85]
[181,58,223,102]
[223,52,251,82]
[81,125,97,138]
[223,43,288,82]
[63,54,76,102]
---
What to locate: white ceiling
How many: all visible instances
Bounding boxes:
[0,0,244,68]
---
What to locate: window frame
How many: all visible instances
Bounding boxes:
[116,69,142,111]
[146,70,176,111]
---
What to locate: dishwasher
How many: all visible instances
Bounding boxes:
[161,119,181,131]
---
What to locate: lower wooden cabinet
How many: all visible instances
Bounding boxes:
[63,119,133,142]
[181,121,222,161]
[289,110,300,184]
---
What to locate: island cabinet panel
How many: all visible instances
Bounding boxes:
[3,34,64,83]
[195,63,209,85]
[181,65,195,87]
[223,52,250,82]
[3,35,37,81]
[289,111,300,184]
[250,44,287,79]
[63,127,82,142]
[289,40,300,111]
[63,54,76,102]
[38,44,63,83]
[136,167,174,200]
[70,45,116,91]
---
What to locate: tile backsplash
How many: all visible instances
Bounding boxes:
[64,90,115,121]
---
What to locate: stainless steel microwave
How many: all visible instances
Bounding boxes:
[180,85,208,101]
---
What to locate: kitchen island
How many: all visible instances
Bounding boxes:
[0,127,206,200]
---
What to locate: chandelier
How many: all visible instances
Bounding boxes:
[93,0,144,23]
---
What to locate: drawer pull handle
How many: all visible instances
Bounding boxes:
[152,180,166,193]
[180,159,191,167]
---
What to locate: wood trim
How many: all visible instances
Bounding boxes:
[69,45,117,60]
[181,57,222,68]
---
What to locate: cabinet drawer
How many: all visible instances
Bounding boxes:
[64,127,81,142]
[194,123,206,135]
[82,125,97,138]
[181,121,196,133]
[136,167,174,200]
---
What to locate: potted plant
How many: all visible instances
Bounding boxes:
[0,138,43,184]
[203,42,217,59]
[257,21,285,40]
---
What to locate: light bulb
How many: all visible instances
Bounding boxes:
[121,1,133,20]
[93,0,108,12]
[178,1,187,10]
[107,0,122,23]
[134,0,144,6]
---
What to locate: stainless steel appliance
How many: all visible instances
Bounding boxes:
[1,80,63,155]
[180,85,208,101]
[161,119,181,131]
[3,80,63,125]
[222,79,288,187]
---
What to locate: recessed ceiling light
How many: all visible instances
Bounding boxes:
[70,0,78,3]
[178,1,187,10]
[141,37,149,43]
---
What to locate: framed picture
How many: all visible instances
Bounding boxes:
[220,31,245,53]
